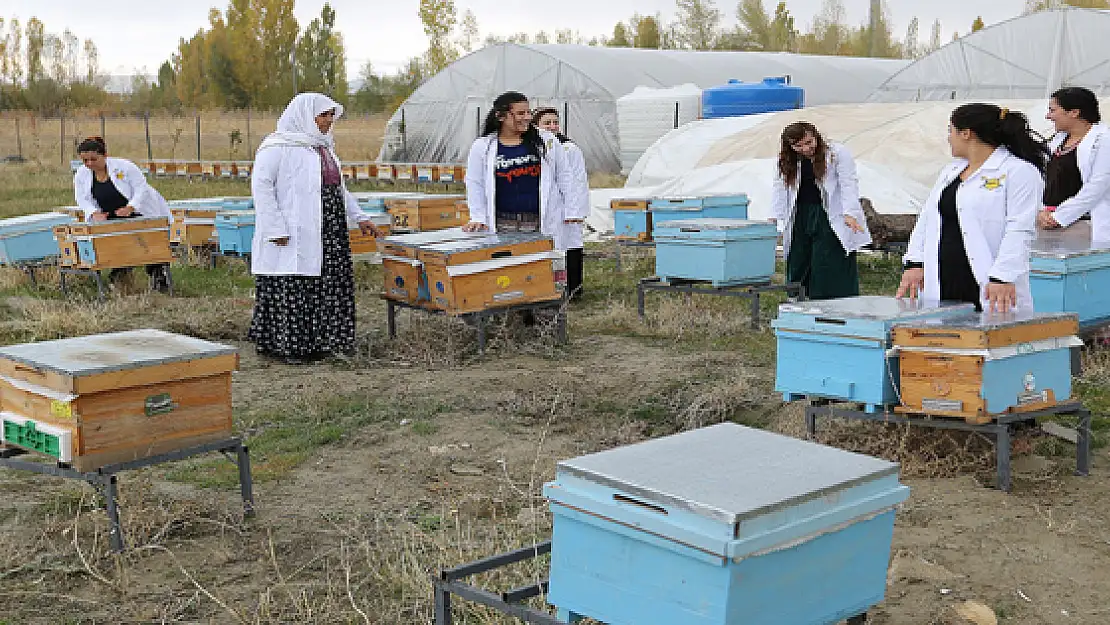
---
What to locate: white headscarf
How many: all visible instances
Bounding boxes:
[257,92,344,153]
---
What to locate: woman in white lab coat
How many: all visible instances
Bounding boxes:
[770,122,872,300]
[463,91,577,242]
[1036,87,1110,245]
[73,136,173,292]
[898,104,1048,313]
[533,106,590,300]
[248,92,380,364]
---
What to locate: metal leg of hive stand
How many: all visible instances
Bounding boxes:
[102,474,125,553]
[995,424,1012,492]
[615,243,623,272]
[165,266,175,297]
[94,271,106,302]
[59,269,68,296]
[805,405,818,439]
[555,307,567,345]
[386,301,397,339]
[748,292,761,330]
[1077,409,1092,477]
[434,585,453,625]
[237,443,256,517]
[477,312,488,355]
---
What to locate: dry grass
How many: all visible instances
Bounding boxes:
[0,112,389,166]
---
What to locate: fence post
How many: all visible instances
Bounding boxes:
[100,113,106,141]
[246,106,252,156]
[674,102,679,129]
[401,107,408,161]
[196,113,201,160]
[60,113,66,166]
[15,118,22,159]
[144,112,153,160]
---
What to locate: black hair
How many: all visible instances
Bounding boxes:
[482,91,545,158]
[77,136,107,155]
[950,103,1049,174]
[530,106,575,145]
[1050,86,1101,124]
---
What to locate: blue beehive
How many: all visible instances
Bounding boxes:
[702,77,805,119]
[773,297,975,411]
[1030,223,1110,327]
[215,210,256,255]
[0,212,76,265]
[649,195,749,223]
[653,218,777,286]
[544,422,910,625]
[611,198,652,241]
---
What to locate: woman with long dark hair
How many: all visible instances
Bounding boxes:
[463,92,577,248]
[1037,87,1110,244]
[532,106,589,299]
[898,104,1048,313]
[770,122,871,300]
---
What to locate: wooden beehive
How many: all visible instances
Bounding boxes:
[348,214,393,255]
[418,233,557,313]
[612,198,653,241]
[171,208,218,247]
[379,229,482,304]
[0,329,238,470]
[386,194,468,232]
[63,217,173,270]
[893,311,1081,423]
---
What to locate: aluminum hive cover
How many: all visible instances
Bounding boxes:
[778,295,969,321]
[556,422,899,525]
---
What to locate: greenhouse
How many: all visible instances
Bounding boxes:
[378,43,909,172]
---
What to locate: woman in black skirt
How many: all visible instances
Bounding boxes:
[248,93,380,364]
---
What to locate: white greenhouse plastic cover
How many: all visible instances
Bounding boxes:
[586,98,1108,237]
[617,84,703,176]
[870,8,1110,102]
[379,43,909,173]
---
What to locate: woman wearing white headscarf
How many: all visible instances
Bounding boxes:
[247,93,380,364]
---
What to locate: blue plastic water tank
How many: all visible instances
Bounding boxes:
[701,77,805,119]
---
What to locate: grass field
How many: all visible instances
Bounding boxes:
[0,111,391,166]
[0,164,1108,624]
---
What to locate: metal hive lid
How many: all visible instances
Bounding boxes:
[0,329,238,377]
[420,232,549,253]
[556,423,899,525]
[654,218,773,230]
[777,296,968,321]
[1032,221,1110,258]
[897,309,1079,331]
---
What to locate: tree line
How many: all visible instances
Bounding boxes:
[0,0,1105,115]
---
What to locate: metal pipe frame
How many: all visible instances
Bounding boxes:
[805,402,1091,492]
[0,437,255,552]
[638,276,805,330]
[433,541,562,625]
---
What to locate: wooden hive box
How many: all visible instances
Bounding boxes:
[0,329,238,471]
[348,213,393,255]
[376,164,395,182]
[385,194,468,232]
[417,233,556,313]
[379,229,481,304]
[893,311,1082,423]
[54,225,79,266]
[68,217,173,270]
[171,207,219,247]
[544,423,909,625]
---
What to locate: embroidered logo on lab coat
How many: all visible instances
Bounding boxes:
[115,170,125,180]
[982,175,1006,191]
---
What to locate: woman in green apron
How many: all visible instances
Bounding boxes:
[770,122,872,299]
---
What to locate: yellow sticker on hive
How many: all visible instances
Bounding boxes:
[496,275,511,288]
[50,400,73,419]
[982,175,1006,191]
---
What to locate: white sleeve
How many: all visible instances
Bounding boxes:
[990,165,1042,282]
[73,170,99,221]
[835,146,867,223]
[770,163,788,229]
[250,148,291,241]
[1054,138,1110,227]
[566,145,591,220]
[121,159,152,210]
[465,140,491,227]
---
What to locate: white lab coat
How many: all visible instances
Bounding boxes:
[250,144,369,276]
[1047,123,1110,244]
[905,146,1043,312]
[464,129,578,250]
[73,157,172,224]
[556,141,591,250]
[770,142,873,260]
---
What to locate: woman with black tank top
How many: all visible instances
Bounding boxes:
[1037,87,1110,245]
[74,137,173,292]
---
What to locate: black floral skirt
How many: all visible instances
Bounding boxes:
[248,184,356,358]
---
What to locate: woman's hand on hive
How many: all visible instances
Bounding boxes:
[1037,210,1061,229]
[895,268,925,300]
[462,221,488,233]
[91,212,109,222]
[115,205,135,217]
[985,281,1017,314]
[271,236,290,247]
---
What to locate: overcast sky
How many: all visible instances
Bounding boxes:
[8,0,1028,78]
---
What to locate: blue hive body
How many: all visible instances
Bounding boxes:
[1029,223,1110,327]
[653,218,778,285]
[0,212,76,264]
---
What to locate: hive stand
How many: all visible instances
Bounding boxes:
[59,266,175,301]
[209,249,251,269]
[638,276,805,330]
[432,541,870,625]
[863,240,908,261]
[0,437,254,553]
[805,401,1091,492]
[6,260,53,287]
[383,297,568,356]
